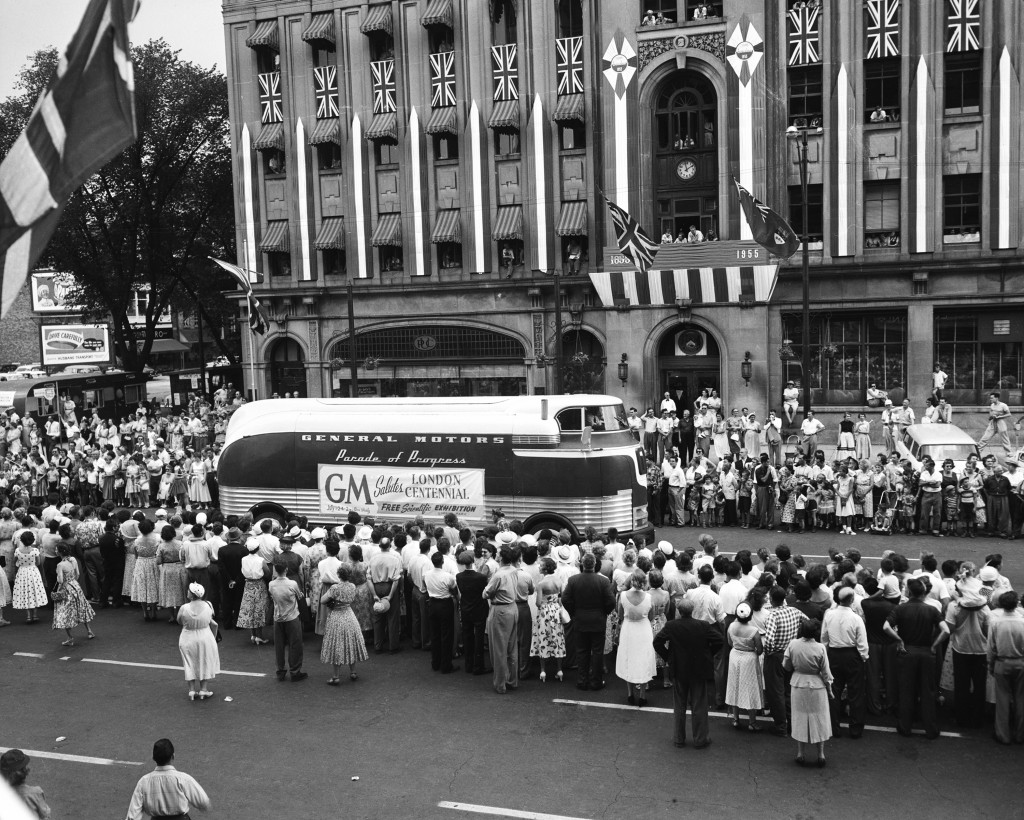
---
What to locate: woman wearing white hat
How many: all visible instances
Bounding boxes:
[177,582,221,701]
[726,601,765,732]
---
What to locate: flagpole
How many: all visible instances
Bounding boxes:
[242,239,258,401]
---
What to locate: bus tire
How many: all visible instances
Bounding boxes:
[523,515,578,543]
[249,503,289,529]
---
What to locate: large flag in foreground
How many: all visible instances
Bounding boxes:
[210,257,270,335]
[734,179,800,259]
[0,0,139,319]
[602,193,660,274]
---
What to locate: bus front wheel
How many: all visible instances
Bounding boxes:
[249,503,289,530]
[523,515,578,543]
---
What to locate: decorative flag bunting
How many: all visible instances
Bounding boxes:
[865,0,900,59]
[787,2,821,65]
[556,36,584,96]
[210,257,270,335]
[430,51,456,108]
[946,0,980,52]
[259,71,283,123]
[588,266,778,308]
[0,0,138,320]
[602,193,660,275]
[734,179,800,259]
[371,59,396,114]
[313,66,338,119]
[491,44,519,101]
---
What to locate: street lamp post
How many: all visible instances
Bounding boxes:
[551,270,564,395]
[787,124,819,418]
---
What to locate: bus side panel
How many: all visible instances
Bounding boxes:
[511,453,607,499]
[217,432,298,489]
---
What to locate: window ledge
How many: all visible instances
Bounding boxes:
[559,148,587,157]
[318,167,343,175]
[864,120,900,131]
[434,158,459,166]
[942,112,983,125]
[496,153,522,161]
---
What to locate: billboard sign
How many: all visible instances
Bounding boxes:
[317,463,485,519]
[39,324,113,366]
[30,271,79,313]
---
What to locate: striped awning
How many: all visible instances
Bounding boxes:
[308,118,341,146]
[431,210,462,243]
[488,99,519,131]
[424,106,457,135]
[552,94,585,124]
[314,217,345,250]
[364,112,398,143]
[421,0,453,28]
[492,206,523,241]
[246,20,279,52]
[371,213,403,247]
[361,5,393,36]
[588,266,780,307]
[252,121,284,151]
[301,12,335,47]
[555,201,587,237]
[260,220,290,253]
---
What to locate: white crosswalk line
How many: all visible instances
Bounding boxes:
[439,801,593,820]
[80,658,266,677]
[0,747,142,767]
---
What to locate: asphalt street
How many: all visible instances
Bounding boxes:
[2,525,1022,820]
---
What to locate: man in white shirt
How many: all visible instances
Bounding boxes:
[407,538,433,650]
[656,410,674,463]
[718,561,748,617]
[800,412,825,459]
[979,392,1013,458]
[252,519,280,564]
[683,565,725,625]
[660,392,677,414]
[932,364,948,399]
[783,381,800,424]
[663,455,687,527]
[821,587,869,737]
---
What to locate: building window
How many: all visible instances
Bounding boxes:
[438,243,462,269]
[499,241,522,274]
[428,27,454,53]
[559,122,586,150]
[864,181,900,249]
[935,313,1023,405]
[943,174,982,243]
[558,0,584,37]
[369,33,394,62]
[787,66,823,127]
[655,80,716,151]
[268,253,292,278]
[864,58,900,122]
[788,183,823,247]
[563,237,586,274]
[256,49,279,75]
[433,134,459,161]
[379,246,403,272]
[375,142,400,165]
[264,149,286,177]
[492,0,517,44]
[312,46,332,69]
[317,142,342,171]
[684,1,719,20]
[640,1,675,25]
[322,249,345,276]
[494,131,520,156]
[945,52,982,115]
[782,312,907,405]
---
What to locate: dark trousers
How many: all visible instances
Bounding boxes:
[149,475,161,501]
[828,647,866,734]
[952,650,987,728]
[763,651,790,729]
[100,547,123,605]
[82,546,104,601]
[402,575,413,639]
[896,646,938,737]
[723,499,737,527]
[575,628,605,688]
[681,434,695,464]
[867,641,899,715]
[222,577,244,628]
[411,586,429,648]
[273,617,304,674]
[647,488,662,527]
[993,660,1024,744]
[673,675,710,745]
[372,582,401,651]
[715,615,735,707]
[428,597,455,672]
[42,556,59,605]
[207,474,219,508]
[462,616,486,674]
[517,601,533,677]
[755,486,774,528]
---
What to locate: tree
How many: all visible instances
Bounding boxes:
[0,41,239,370]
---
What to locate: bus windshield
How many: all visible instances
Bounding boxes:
[557,405,626,433]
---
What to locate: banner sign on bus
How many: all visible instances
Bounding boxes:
[317,464,485,519]
[39,324,112,366]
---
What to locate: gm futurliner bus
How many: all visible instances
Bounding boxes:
[217,395,652,541]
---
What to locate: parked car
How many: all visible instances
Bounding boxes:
[60,364,102,374]
[0,364,46,381]
[895,423,980,473]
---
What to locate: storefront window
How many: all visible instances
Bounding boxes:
[935,313,1023,404]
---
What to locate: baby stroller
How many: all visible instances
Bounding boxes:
[870,490,898,535]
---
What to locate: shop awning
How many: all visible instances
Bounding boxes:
[252,121,284,151]
[488,99,520,131]
[364,112,398,143]
[492,206,522,241]
[424,106,457,135]
[308,118,341,146]
[246,20,279,52]
[431,210,462,244]
[421,0,453,28]
[314,217,345,250]
[555,201,587,237]
[148,338,191,354]
[361,5,393,36]
[371,213,403,247]
[260,220,290,253]
[552,94,585,124]
[301,12,335,47]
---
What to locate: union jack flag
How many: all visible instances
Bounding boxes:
[603,193,660,275]
[865,0,900,59]
[430,51,456,108]
[946,0,980,52]
[371,59,396,114]
[313,66,338,119]
[787,2,821,66]
[556,36,584,96]
[491,44,518,102]
[259,71,283,124]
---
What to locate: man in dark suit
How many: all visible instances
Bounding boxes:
[561,553,615,691]
[653,598,724,749]
[455,551,489,675]
[218,527,248,629]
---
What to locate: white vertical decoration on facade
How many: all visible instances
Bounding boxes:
[836,65,849,257]
[726,19,764,241]
[914,57,928,253]
[352,114,368,278]
[295,119,312,280]
[241,123,257,277]
[469,101,485,273]
[602,36,637,208]
[998,46,1011,248]
[410,107,426,277]
[532,94,548,272]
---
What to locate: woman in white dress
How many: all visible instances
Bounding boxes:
[189,457,211,509]
[615,569,657,707]
[177,583,220,701]
[711,412,730,465]
[726,602,765,731]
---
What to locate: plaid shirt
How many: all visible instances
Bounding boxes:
[763,603,806,654]
[646,463,663,488]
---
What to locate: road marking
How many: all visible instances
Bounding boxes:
[552,699,964,738]
[80,658,266,678]
[439,802,593,820]
[0,747,142,767]
[12,652,44,659]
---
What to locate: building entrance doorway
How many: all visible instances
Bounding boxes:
[658,324,721,412]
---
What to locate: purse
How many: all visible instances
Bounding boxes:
[52,583,67,603]
[559,605,571,625]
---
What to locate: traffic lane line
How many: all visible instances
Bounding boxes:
[0,747,142,767]
[80,658,266,677]
[439,802,593,820]
[551,699,965,738]
[12,652,44,658]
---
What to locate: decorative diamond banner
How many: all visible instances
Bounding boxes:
[601,36,636,99]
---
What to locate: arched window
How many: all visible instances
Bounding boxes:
[655,75,717,154]
[269,338,307,397]
[558,0,584,38]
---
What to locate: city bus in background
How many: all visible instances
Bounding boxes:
[217,395,652,542]
[0,371,149,424]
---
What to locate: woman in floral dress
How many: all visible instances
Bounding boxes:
[12,532,47,623]
[779,467,798,531]
[52,544,95,646]
[320,565,369,684]
[344,544,373,639]
[131,518,161,620]
[236,542,270,644]
[124,455,144,509]
[648,569,672,688]
[157,525,187,622]
[529,557,566,682]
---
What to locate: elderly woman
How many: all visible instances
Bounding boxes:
[784,618,834,767]
[177,582,221,701]
[726,602,764,731]
[320,564,369,684]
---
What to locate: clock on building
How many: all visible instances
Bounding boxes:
[675,158,697,180]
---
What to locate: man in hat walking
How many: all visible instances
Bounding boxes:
[218,527,247,629]
[126,738,210,820]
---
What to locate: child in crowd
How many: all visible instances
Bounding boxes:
[898,485,917,534]
[815,476,834,532]
[942,482,959,537]
[738,468,753,529]
[958,475,976,538]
